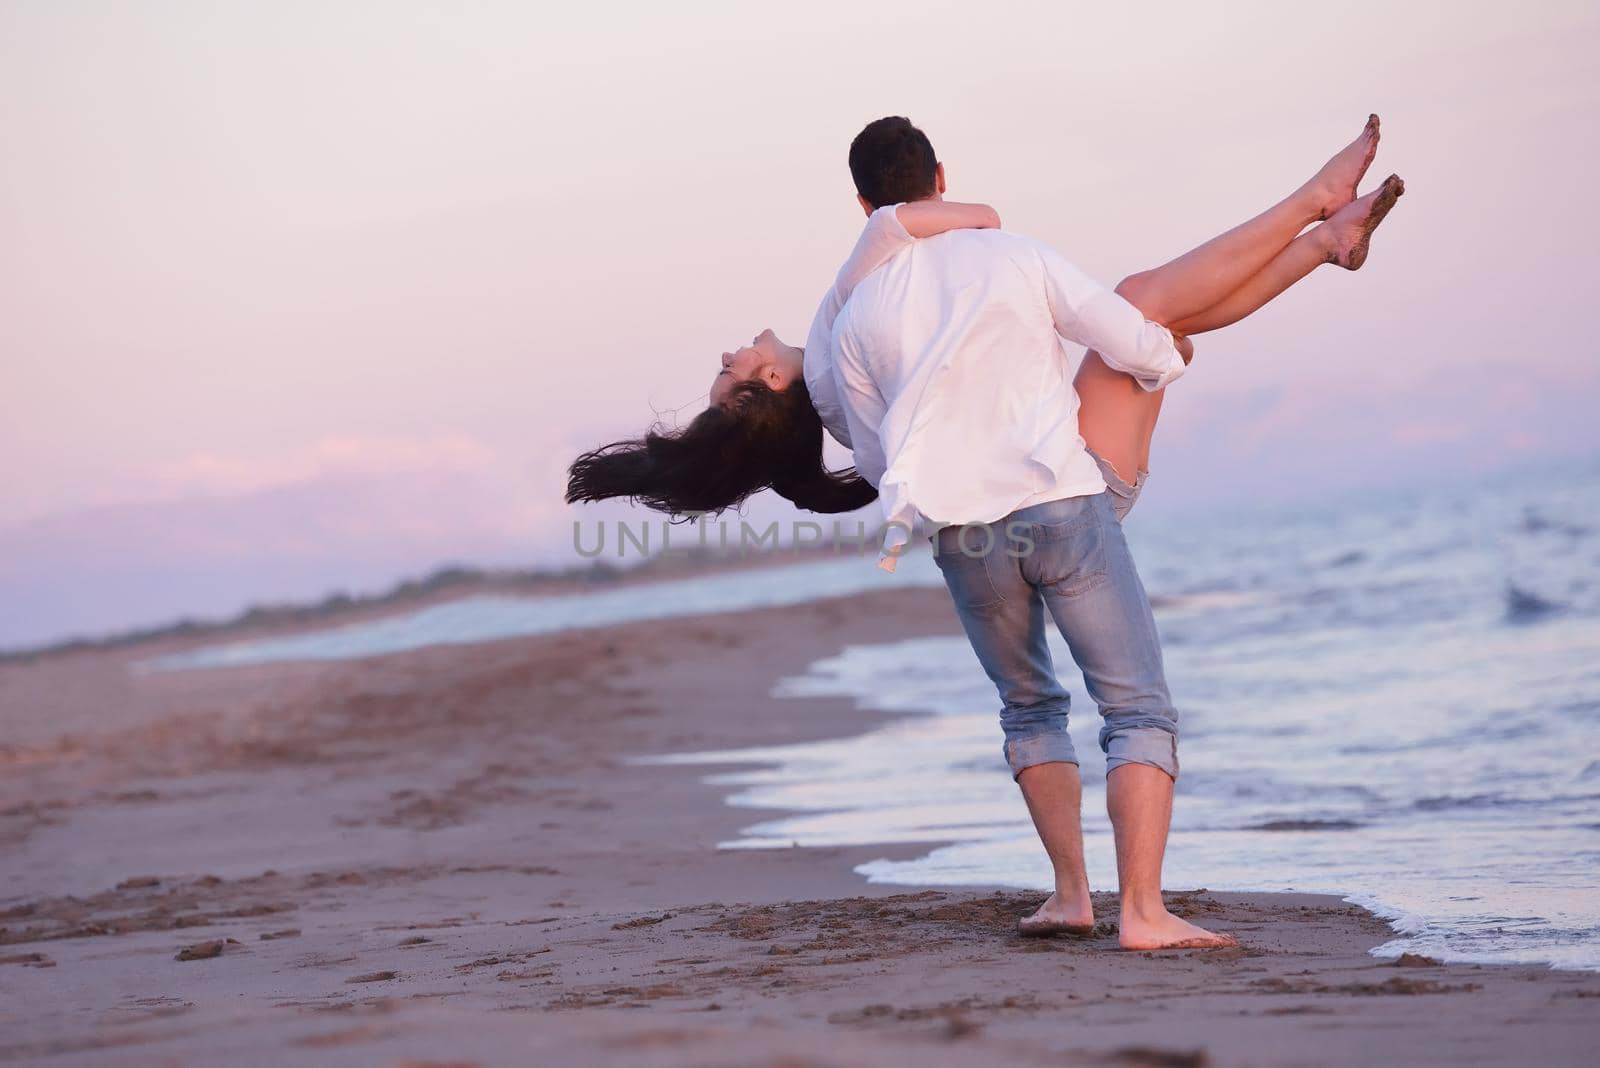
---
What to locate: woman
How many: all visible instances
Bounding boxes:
[567,115,1401,533]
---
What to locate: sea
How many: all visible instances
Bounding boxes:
[153,460,1600,971]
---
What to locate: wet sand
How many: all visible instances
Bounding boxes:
[2,585,1597,1066]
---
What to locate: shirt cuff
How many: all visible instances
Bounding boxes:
[1102,321,1187,393]
[877,506,913,571]
[1140,324,1188,391]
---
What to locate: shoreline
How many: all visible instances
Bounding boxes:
[2,586,1597,1064]
[0,535,908,666]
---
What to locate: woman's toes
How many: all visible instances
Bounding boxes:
[1314,113,1382,219]
[1328,173,1405,270]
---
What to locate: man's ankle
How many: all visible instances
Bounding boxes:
[1119,892,1167,920]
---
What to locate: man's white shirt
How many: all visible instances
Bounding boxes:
[813,222,1187,568]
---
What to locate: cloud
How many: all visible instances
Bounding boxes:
[148,432,501,499]
[0,431,591,648]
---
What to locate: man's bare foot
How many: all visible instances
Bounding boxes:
[1017,891,1095,937]
[1324,173,1406,270]
[1118,906,1239,951]
[1307,113,1381,220]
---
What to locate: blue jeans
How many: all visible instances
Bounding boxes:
[931,492,1179,781]
[1087,447,1147,522]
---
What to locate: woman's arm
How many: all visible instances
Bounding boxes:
[831,202,1000,307]
[894,200,1001,238]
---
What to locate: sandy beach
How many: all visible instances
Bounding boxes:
[2,583,1597,1067]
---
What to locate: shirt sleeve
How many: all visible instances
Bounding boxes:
[803,205,915,451]
[829,320,910,572]
[803,290,853,449]
[832,204,914,306]
[1037,243,1186,392]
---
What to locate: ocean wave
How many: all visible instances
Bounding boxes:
[1520,509,1591,538]
[1412,792,1600,812]
[1148,590,1263,614]
[1505,584,1566,624]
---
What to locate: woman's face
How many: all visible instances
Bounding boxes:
[709,329,804,406]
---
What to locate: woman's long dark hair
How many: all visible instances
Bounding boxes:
[565,378,877,517]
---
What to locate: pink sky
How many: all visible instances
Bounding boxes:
[2,1,1597,647]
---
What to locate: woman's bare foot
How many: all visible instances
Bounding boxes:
[1324,173,1406,270]
[1017,890,1095,937]
[1306,113,1381,220]
[1118,905,1239,951]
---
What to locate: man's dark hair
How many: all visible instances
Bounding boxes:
[849,116,938,209]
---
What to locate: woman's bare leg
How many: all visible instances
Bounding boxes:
[1116,114,1380,327]
[1076,141,1405,483]
[1075,117,1381,482]
[1078,173,1407,480]
[1173,176,1406,336]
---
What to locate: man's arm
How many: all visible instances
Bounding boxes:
[829,334,889,490]
[1037,243,1187,392]
[803,289,854,450]
[830,322,914,573]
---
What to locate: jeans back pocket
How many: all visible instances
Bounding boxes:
[1023,497,1109,597]
[933,526,1009,610]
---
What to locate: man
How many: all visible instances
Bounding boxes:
[824,116,1234,950]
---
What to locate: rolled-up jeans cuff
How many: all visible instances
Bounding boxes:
[1105,727,1179,781]
[1005,733,1079,781]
